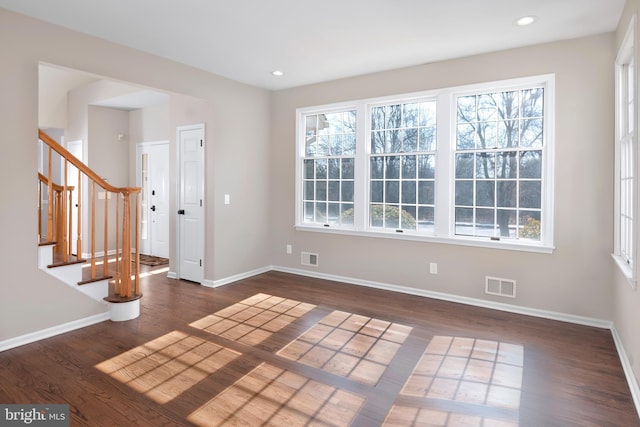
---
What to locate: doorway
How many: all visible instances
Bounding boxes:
[137,141,170,259]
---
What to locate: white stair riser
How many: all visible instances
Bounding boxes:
[77,280,109,300]
[46,263,83,286]
[38,245,53,269]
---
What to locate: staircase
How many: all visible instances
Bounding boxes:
[37,129,142,321]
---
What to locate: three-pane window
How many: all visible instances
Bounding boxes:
[297,75,554,251]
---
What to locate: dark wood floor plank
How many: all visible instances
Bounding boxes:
[0,268,638,426]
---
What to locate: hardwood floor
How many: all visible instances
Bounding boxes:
[0,268,638,426]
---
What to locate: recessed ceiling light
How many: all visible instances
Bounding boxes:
[271,70,285,77]
[516,15,537,26]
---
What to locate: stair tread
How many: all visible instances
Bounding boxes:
[104,293,143,303]
[78,275,113,286]
[47,256,86,268]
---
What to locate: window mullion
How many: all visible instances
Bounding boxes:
[434,93,453,237]
[354,104,368,230]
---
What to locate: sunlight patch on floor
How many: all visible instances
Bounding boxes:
[278,309,412,385]
[190,293,316,346]
[95,330,241,404]
[139,266,170,278]
[384,335,523,426]
[188,362,365,427]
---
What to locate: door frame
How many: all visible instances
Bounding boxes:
[175,123,205,283]
[136,140,170,257]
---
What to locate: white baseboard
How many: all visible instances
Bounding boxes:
[272,266,612,329]
[81,249,118,259]
[0,312,110,352]
[611,326,640,418]
[203,266,272,288]
[167,271,177,279]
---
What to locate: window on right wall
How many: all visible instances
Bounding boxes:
[614,15,638,287]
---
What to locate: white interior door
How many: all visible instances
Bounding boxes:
[137,142,170,258]
[177,124,205,283]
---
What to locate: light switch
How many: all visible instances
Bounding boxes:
[224,194,230,205]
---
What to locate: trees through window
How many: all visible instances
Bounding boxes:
[296,75,554,252]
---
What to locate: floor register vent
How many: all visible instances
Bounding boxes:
[301,252,319,267]
[485,276,516,298]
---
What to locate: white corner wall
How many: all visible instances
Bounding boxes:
[0,8,271,342]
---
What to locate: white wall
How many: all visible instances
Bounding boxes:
[0,8,271,341]
[613,0,640,397]
[270,33,615,321]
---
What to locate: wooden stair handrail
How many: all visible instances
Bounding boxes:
[38,129,142,301]
[38,173,74,192]
[38,130,140,196]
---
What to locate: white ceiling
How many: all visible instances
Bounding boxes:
[1,0,626,90]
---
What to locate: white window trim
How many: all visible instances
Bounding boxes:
[613,14,638,288]
[296,75,556,254]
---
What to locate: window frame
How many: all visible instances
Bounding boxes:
[613,14,638,288]
[295,74,555,254]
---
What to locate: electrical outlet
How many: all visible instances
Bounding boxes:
[430,262,438,274]
[286,244,292,254]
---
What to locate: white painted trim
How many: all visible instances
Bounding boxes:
[0,312,110,353]
[203,266,272,288]
[167,271,178,279]
[81,249,118,260]
[271,265,612,329]
[109,300,140,322]
[611,325,640,418]
[207,264,611,329]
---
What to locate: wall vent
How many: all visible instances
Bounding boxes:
[485,276,516,298]
[301,252,319,267]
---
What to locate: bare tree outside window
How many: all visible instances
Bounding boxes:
[303,111,356,227]
[455,88,543,240]
[369,100,436,231]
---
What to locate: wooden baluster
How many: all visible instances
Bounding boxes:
[121,195,131,297]
[103,188,109,277]
[62,159,68,263]
[115,193,121,295]
[91,181,96,280]
[56,189,61,259]
[134,190,141,296]
[77,170,82,259]
[67,188,73,257]
[47,147,53,243]
[38,181,42,241]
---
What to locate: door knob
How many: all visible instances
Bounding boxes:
[150,205,156,211]
[178,209,185,215]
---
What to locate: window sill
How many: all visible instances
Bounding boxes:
[611,253,637,290]
[295,225,554,254]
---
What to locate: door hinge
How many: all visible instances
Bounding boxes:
[200,139,203,147]
[200,199,202,207]
[199,259,202,267]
